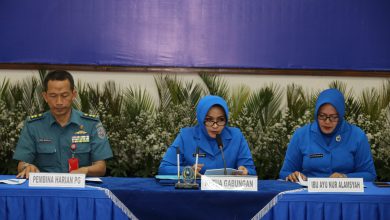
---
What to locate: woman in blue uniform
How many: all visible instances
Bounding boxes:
[280,88,376,182]
[158,95,256,176]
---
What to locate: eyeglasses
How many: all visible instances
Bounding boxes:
[318,113,339,122]
[204,118,226,127]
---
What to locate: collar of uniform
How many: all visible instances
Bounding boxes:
[219,128,232,140]
[48,108,82,127]
[47,111,57,126]
[69,109,83,126]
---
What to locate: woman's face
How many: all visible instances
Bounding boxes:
[204,106,226,138]
[317,104,339,134]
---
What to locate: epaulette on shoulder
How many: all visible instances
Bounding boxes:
[28,113,44,122]
[81,113,99,121]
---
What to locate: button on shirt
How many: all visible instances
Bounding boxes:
[13,109,113,173]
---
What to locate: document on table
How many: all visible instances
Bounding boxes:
[155,175,181,180]
[297,174,308,187]
[85,177,103,183]
[0,179,26,185]
[204,168,243,175]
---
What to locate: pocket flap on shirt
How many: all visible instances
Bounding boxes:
[37,144,56,154]
[75,143,91,153]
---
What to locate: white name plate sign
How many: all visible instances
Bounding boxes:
[29,173,86,188]
[201,175,258,191]
[308,178,364,193]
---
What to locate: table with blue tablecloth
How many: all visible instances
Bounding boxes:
[0,175,133,220]
[1,175,389,220]
[89,177,390,220]
[0,175,301,220]
[254,182,390,220]
[89,177,301,220]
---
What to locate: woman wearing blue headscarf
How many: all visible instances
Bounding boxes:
[279,88,376,182]
[158,95,256,176]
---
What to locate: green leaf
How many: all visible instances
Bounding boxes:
[123,86,155,121]
[245,84,283,129]
[199,72,229,99]
[229,84,251,121]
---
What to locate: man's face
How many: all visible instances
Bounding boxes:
[43,80,76,119]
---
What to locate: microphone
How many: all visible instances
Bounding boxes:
[216,134,227,175]
[194,147,199,183]
[174,146,199,189]
[176,147,180,184]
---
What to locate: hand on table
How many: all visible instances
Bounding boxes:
[70,167,89,175]
[17,164,40,179]
[192,164,204,177]
[329,172,347,178]
[236,166,248,175]
[286,171,307,182]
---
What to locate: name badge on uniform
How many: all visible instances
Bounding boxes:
[193,153,206,157]
[38,138,52,143]
[309,153,324,158]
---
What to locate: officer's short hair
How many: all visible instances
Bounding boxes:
[43,70,75,91]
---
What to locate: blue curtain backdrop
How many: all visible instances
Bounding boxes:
[1,0,389,70]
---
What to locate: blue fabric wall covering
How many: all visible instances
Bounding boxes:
[1,0,389,70]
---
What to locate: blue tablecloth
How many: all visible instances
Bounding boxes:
[0,175,132,220]
[257,182,390,220]
[88,177,302,220]
[5,175,385,220]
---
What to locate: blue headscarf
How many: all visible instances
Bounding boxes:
[196,95,229,139]
[314,88,345,143]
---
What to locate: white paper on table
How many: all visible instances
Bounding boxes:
[85,177,103,183]
[0,179,26,185]
[298,174,308,187]
[204,168,243,175]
